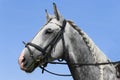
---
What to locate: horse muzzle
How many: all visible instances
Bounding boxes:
[18,52,38,73]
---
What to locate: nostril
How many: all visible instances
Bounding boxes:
[23,60,28,67]
[22,56,26,62]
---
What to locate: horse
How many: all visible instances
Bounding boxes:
[18,3,120,80]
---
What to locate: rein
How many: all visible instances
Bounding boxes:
[37,61,120,77]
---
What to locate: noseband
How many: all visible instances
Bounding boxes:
[23,19,67,67]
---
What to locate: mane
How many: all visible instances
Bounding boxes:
[67,20,108,62]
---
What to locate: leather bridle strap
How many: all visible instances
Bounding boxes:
[23,19,66,63]
[26,42,46,54]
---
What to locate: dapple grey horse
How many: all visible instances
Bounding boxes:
[18,3,120,80]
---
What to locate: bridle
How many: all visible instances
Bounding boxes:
[23,19,67,71]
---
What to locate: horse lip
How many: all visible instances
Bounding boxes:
[18,60,31,72]
[20,63,28,71]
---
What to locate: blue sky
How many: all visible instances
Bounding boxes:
[0,0,120,80]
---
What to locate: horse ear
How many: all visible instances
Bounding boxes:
[45,9,51,21]
[53,3,61,21]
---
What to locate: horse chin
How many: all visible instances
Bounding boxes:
[25,68,35,73]
[24,63,38,73]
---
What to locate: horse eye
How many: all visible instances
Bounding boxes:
[45,28,53,34]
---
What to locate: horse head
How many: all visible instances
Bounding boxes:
[18,3,67,73]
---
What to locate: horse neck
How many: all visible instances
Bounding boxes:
[64,21,111,80]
